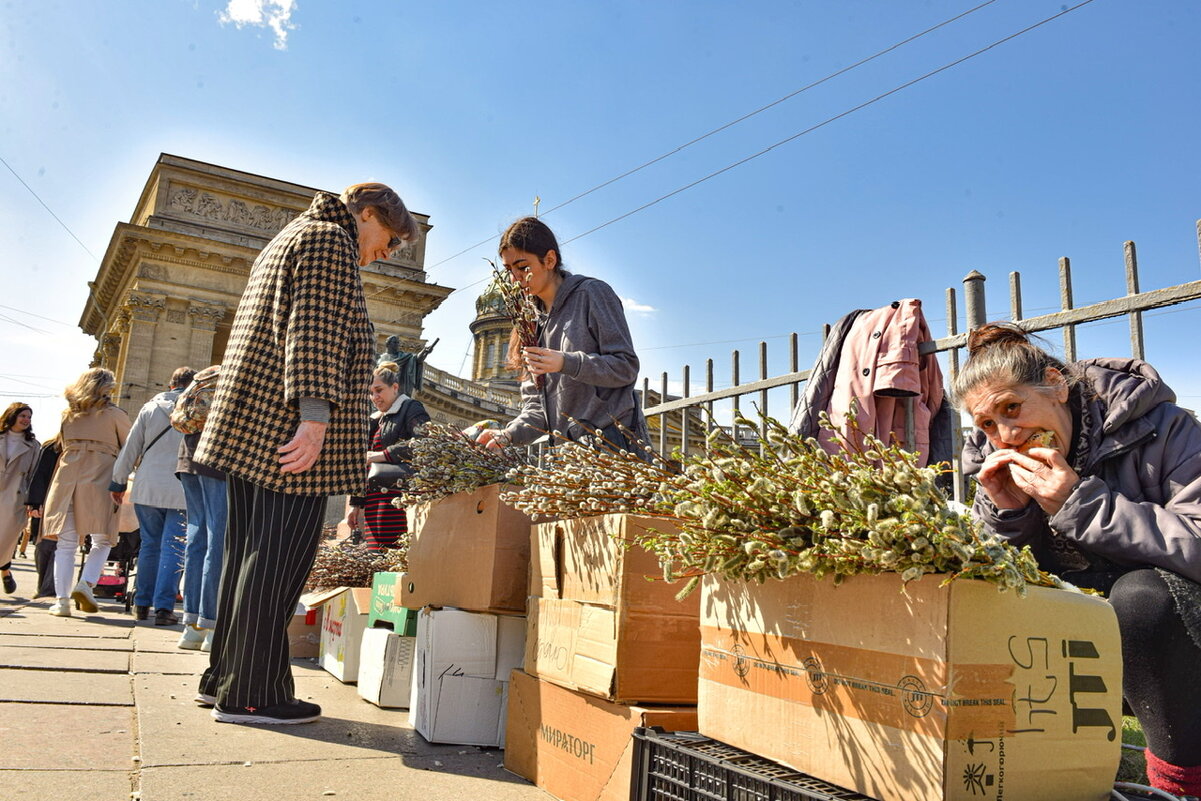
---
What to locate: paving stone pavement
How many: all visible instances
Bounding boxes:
[0,556,550,801]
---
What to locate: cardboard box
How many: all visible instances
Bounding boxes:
[524,514,700,704]
[357,627,416,708]
[367,572,417,635]
[699,573,1123,801]
[408,607,526,747]
[301,587,373,684]
[504,669,698,801]
[287,603,321,659]
[398,484,532,614]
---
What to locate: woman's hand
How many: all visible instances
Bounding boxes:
[279,421,327,474]
[366,450,387,464]
[110,490,125,507]
[1007,447,1079,516]
[523,346,565,377]
[27,507,41,519]
[345,506,360,530]
[978,447,1077,515]
[475,429,510,451]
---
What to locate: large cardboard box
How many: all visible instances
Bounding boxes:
[505,669,698,801]
[409,607,527,747]
[287,603,321,659]
[524,514,700,704]
[699,573,1123,801]
[367,571,417,635]
[357,627,416,708]
[397,484,532,614]
[301,587,373,684]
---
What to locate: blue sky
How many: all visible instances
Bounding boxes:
[2,0,1200,433]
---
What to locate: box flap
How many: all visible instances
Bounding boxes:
[300,586,351,608]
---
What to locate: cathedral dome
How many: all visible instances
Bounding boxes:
[475,275,509,318]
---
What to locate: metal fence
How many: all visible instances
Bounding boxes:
[641,220,1201,500]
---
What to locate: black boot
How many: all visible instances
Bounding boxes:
[154,608,180,626]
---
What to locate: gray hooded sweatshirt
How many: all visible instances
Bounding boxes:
[503,272,643,446]
[963,358,1201,584]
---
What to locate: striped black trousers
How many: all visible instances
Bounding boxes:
[199,474,325,708]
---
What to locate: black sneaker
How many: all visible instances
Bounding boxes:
[2,573,15,594]
[212,699,321,725]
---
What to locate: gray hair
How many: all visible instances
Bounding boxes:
[951,322,1078,409]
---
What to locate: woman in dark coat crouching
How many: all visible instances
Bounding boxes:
[347,362,430,552]
[955,322,1201,797]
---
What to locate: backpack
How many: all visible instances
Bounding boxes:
[170,364,221,434]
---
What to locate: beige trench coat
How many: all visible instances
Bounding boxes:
[0,433,39,561]
[43,405,132,547]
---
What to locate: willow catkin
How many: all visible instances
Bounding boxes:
[394,422,530,507]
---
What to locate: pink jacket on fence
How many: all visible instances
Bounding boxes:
[818,298,944,466]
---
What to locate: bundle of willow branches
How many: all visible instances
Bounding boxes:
[305,540,408,591]
[644,412,1057,598]
[487,259,544,390]
[501,409,1058,597]
[501,425,673,520]
[394,421,530,507]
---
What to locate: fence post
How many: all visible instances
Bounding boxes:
[964,270,987,330]
[1125,241,1145,360]
[1059,257,1077,362]
[681,364,691,458]
[789,333,799,413]
[1010,271,1023,321]
[659,371,668,457]
[731,350,741,444]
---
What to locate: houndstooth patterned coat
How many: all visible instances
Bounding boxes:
[196,192,374,496]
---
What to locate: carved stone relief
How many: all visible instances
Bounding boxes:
[123,292,167,322]
[188,303,226,331]
[167,183,299,235]
[165,309,186,324]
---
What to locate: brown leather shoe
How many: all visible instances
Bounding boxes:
[134,605,149,621]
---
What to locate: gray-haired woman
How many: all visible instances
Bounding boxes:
[956,322,1201,797]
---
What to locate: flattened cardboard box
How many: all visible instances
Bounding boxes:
[504,669,698,801]
[301,587,373,684]
[408,607,527,747]
[398,484,531,614]
[524,514,700,704]
[699,573,1122,801]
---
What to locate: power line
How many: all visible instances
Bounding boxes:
[0,154,98,261]
[370,0,1002,300]
[563,0,1100,245]
[0,303,74,327]
[540,0,999,219]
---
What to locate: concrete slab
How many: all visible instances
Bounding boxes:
[132,649,211,675]
[0,645,129,673]
[0,605,136,637]
[0,704,135,770]
[139,757,547,801]
[0,667,133,705]
[137,673,430,767]
[0,633,133,651]
[1,770,133,800]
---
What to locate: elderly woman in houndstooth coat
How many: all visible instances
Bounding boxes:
[194,184,420,725]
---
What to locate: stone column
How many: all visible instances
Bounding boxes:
[119,292,166,410]
[187,301,226,368]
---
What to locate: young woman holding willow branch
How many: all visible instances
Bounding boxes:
[477,217,648,455]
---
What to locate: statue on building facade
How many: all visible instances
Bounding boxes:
[377,335,439,396]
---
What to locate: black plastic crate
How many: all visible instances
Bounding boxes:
[630,728,876,801]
